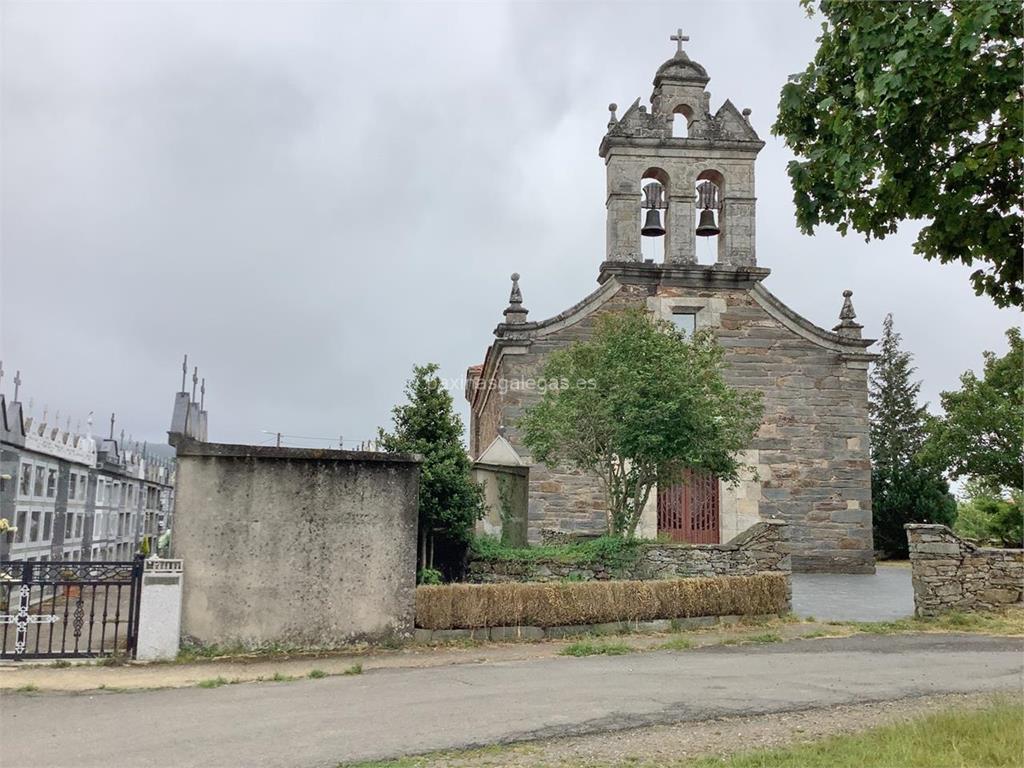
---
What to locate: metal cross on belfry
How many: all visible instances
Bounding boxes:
[671,28,689,53]
[0,585,59,655]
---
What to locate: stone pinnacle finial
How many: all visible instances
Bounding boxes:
[503,272,528,324]
[607,103,618,129]
[200,378,206,410]
[833,289,863,339]
[13,370,21,402]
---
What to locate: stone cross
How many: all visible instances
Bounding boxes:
[671,28,689,54]
[12,370,20,402]
[0,584,59,655]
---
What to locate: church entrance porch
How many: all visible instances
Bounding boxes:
[656,469,720,544]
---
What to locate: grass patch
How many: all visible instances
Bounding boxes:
[14,684,39,693]
[840,609,1024,637]
[197,676,228,689]
[684,696,1023,768]
[659,636,694,651]
[560,640,634,657]
[343,663,363,676]
[96,653,128,667]
[308,669,328,679]
[270,672,297,682]
[746,632,783,644]
[51,659,72,668]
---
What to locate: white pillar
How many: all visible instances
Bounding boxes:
[136,558,183,661]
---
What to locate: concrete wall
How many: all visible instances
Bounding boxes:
[472,463,528,547]
[906,524,1024,617]
[173,441,420,647]
[468,520,790,583]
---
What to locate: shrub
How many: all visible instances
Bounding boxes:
[417,568,443,585]
[415,573,789,630]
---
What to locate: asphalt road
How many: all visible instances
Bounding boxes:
[2,634,1021,768]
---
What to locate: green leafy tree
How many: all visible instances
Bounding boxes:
[870,314,956,557]
[379,363,484,572]
[955,480,1024,547]
[773,0,1023,307]
[925,328,1024,492]
[519,309,763,538]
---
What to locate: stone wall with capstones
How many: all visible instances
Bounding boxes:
[472,271,874,573]
[906,524,1024,617]
[467,520,790,583]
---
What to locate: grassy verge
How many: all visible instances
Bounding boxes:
[683,697,1023,768]
[836,608,1024,636]
[341,697,1023,767]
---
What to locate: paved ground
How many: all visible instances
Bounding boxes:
[2,633,1020,768]
[791,565,914,621]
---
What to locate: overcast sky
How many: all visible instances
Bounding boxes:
[1,1,1016,450]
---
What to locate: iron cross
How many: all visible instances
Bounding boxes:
[671,28,689,54]
[0,585,59,655]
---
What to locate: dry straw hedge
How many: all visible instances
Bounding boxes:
[416,573,789,630]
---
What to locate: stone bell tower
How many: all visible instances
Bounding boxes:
[599,29,763,267]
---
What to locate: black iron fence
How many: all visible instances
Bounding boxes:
[0,558,144,660]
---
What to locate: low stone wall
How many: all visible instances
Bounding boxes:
[906,524,1024,617]
[468,520,790,583]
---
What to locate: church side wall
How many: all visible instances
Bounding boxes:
[714,291,874,573]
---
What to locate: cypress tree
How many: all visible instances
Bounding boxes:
[869,314,956,557]
[378,363,484,577]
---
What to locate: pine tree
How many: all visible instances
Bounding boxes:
[869,315,956,557]
[378,363,484,575]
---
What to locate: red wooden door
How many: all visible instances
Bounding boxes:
[656,469,720,544]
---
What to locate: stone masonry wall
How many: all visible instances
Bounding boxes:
[470,265,875,573]
[467,520,790,583]
[906,524,1024,617]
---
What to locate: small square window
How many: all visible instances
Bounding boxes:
[671,311,696,338]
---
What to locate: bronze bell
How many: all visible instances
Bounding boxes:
[641,208,666,237]
[696,208,720,237]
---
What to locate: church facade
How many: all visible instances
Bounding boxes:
[465,35,877,573]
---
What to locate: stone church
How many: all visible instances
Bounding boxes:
[465,33,876,573]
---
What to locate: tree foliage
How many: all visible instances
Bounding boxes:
[955,480,1024,547]
[519,309,763,538]
[773,0,1023,307]
[870,314,956,557]
[924,327,1024,492]
[379,363,484,570]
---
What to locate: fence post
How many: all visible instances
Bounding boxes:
[135,559,183,661]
